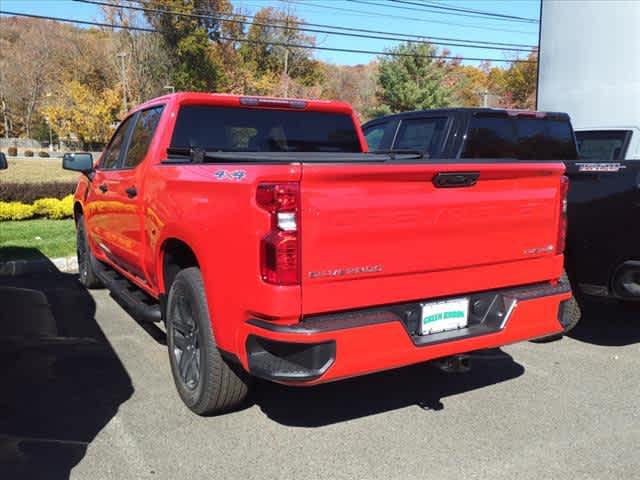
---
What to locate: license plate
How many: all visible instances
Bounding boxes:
[420,297,469,335]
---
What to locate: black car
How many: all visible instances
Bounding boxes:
[567,129,640,302]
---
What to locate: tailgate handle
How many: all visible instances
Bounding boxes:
[433,172,479,188]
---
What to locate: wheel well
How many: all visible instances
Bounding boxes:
[74,202,83,223]
[162,239,199,293]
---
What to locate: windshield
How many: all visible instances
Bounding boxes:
[171,105,361,153]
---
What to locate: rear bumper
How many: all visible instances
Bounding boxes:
[239,281,571,384]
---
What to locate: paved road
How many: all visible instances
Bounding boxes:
[1,268,639,480]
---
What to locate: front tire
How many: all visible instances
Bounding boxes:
[166,267,250,415]
[76,217,103,289]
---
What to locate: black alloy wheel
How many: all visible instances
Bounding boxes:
[170,292,202,390]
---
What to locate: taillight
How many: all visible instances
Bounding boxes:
[257,183,300,285]
[556,175,569,253]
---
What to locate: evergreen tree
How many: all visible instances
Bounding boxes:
[375,42,454,114]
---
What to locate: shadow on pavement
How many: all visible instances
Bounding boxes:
[254,348,524,427]
[568,298,640,346]
[0,248,133,480]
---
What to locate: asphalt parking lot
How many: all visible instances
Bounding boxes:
[1,264,639,480]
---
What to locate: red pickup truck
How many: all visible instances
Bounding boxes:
[63,93,572,415]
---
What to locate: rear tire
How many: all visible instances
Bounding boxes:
[76,217,103,289]
[166,267,250,415]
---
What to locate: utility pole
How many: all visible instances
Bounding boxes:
[283,49,289,97]
[1,99,8,140]
[476,90,490,107]
[116,52,128,114]
[45,117,53,151]
[282,0,292,97]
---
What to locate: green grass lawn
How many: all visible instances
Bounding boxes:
[1,158,80,183]
[0,219,76,261]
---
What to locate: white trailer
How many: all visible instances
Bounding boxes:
[537,0,640,159]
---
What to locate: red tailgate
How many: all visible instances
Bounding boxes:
[300,162,566,314]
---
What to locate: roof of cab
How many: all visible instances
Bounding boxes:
[362,107,571,128]
[131,92,355,116]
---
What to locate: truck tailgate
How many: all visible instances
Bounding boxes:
[300,162,565,314]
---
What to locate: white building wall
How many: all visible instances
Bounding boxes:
[537,0,640,131]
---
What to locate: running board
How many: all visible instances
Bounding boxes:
[91,257,162,323]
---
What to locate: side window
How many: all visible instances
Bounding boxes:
[393,117,447,156]
[100,116,135,170]
[364,124,386,151]
[124,106,164,168]
[576,130,631,161]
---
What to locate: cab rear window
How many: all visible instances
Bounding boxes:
[462,114,578,160]
[171,106,361,153]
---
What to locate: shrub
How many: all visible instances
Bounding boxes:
[7,147,17,156]
[24,150,34,157]
[0,201,36,221]
[0,194,74,221]
[38,151,50,158]
[33,195,74,219]
[0,181,77,203]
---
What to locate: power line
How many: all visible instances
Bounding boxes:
[291,0,538,35]
[144,0,536,48]
[384,0,538,23]
[0,10,535,63]
[347,0,536,24]
[218,34,534,63]
[79,0,534,53]
[1,10,157,32]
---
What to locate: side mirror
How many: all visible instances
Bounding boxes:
[0,152,7,170]
[63,152,94,173]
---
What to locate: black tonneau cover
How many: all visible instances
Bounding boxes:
[163,149,562,165]
[164,149,424,164]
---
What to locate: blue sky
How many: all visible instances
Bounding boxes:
[2,0,540,66]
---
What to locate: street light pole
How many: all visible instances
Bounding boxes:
[45,117,53,151]
[116,52,128,114]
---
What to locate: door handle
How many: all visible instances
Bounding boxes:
[125,186,138,198]
[433,172,480,188]
[99,183,108,193]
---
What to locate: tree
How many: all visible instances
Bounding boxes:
[42,81,121,149]
[238,7,323,97]
[0,19,57,138]
[321,62,379,121]
[101,0,173,104]
[142,0,232,91]
[448,64,490,107]
[374,42,454,115]
[501,50,538,109]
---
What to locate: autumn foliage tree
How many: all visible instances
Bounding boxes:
[141,0,232,92]
[42,81,121,149]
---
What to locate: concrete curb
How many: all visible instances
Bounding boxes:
[0,255,78,276]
